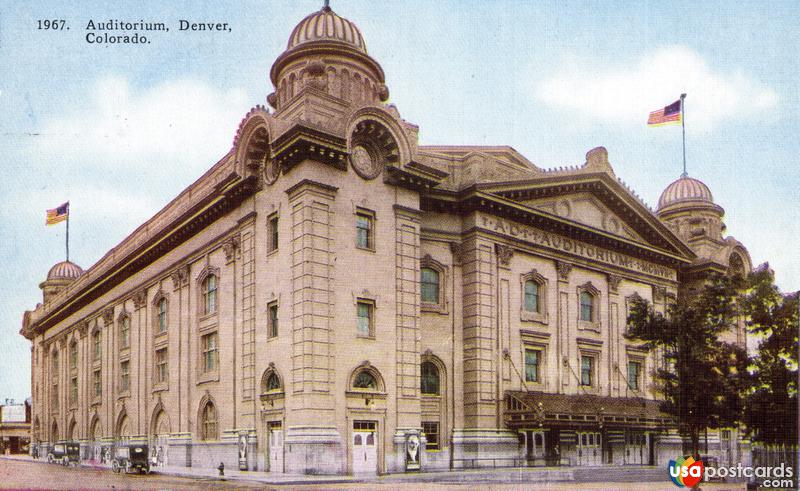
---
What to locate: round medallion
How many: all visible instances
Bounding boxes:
[262,159,280,185]
[350,144,382,180]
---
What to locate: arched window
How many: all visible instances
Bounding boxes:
[156,297,168,333]
[353,371,378,390]
[421,267,440,304]
[265,373,281,391]
[420,361,440,395]
[580,291,595,322]
[200,401,218,441]
[524,280,540,313]
[203,275,217,315]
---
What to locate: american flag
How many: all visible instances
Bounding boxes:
[647,99,682,126]
[46,202,69,226]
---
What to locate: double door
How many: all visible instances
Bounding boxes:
[625,431,647,465]
[577,431,601,466]
[352,421,377,475]
[267,421,283,473]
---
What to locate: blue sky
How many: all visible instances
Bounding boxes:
[1,0,798,401]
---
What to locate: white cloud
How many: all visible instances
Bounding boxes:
[534,46,778,130]
[29,76,248,180]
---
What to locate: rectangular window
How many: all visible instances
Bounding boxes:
[268,214,279,252]
[422,422,440,451]
[628,360,641,390]
[524,349,540,383]
[356,301,374,337]
[69,377,78,406]
[52,383,59,409]
[93,332,101,360]
[93,369,102,398]
[120,317,130,349]
[201,332,218,372]
[155,348,168,384]
[580,355,594,386]
[69,344,78,370]
[355,211,374,250]
[268,303,279,338]
[120,360,130,392]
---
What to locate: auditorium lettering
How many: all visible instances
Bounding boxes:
[479,215,676,281]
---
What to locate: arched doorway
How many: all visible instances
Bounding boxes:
[67,418,77,441]
[150,408,170,467]
[88,416,101,462]
[115,412,131,445]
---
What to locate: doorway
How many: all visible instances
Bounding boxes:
[267,421,283,473]
[577,431,601,466]
[352,420,377,475]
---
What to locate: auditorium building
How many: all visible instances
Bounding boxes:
[20,4,753,474]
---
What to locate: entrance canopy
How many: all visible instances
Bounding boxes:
[504,391,673,430]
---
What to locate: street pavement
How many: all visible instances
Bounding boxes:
[0,456,747,490]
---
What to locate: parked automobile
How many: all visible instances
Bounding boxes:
[47,441,80,466]
[111,444,150,474]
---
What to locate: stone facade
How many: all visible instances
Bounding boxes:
[20,5,753,475]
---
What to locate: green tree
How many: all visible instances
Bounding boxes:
[625,274,750,457]
[741,264,798,446]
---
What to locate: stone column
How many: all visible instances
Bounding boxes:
[284,180,341,475]
[556,261,573,392]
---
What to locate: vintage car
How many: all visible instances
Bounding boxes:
[111,444,150,474]
[46,441,80,466]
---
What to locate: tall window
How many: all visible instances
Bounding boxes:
[268,214,279,252]
[120,360,130,392]
[203,275,218,315]
[355,211,374,250]
[421,267,440,304]
[93,331,101,360]
[93,369,101,398]
[525,349,540,383]
[201,401,218,441]
[51,382,59,410]
[421,361,440,395]
[265,372,281,392]
[120,316,130,349]
[155,348,168,384]
[268,303,279,338]
[524,281,540,313]
[580,355,594,386]
[628,360,641,391]
[69,377,78,406]
[580,292,595,322]
[422,422,439,451]
[69,342,78,370]
[156,298,168,333]
[356,301,374,337]
[201,332,218,372]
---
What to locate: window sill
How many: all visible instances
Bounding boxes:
[197,371,219,385]
[91,397,102,406]
[92,359,102,368]
[355,245,376,253]
[116,391,131,400]
[356,334,376,340]
[119,347,131,358]
[421,302,448,315]
[266,248,279,257]
[152,382,169,392]
[577,320,601,333]
[521,311,548,324]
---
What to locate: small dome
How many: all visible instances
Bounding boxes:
[658,175,714,210]
[47,261,83,280]
[287,6,367,54]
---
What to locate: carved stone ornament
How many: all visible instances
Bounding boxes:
[78,321,89,339]
[58,337,67,348]
[556,261,573,281]
[262,159,280,185]
[653,286,667,303]
[171,265,189,291]
[449,242,463,265]
[132,289,147,310]
[102,308,114,326]
[495,244,514,267]
[608,275,623,293]
[223,234,241,263]
[350,144,382,180]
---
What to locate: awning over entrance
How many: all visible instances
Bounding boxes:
[504,390,674,430]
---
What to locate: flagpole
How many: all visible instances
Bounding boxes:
[66,205,70,262]
[681,93,687,177]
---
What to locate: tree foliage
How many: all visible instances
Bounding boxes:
[741,264,799,446]
[625,274,749,457]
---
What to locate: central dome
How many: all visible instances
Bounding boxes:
[287,6,367,54]
[657,175,714,211]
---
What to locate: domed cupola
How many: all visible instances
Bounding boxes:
[268,3,389,111]
[657,174,725,243]
[40,260,83,305]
